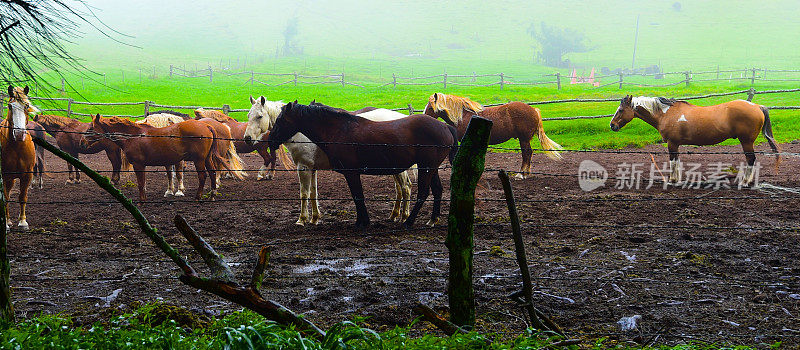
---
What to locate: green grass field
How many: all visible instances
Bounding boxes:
[27,57,800,153]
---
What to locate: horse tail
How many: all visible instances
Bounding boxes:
[534,107,563,160]
[760,106,781,170]
[222,125,247,179]
[277,145,296,170]
[447,124,459,164]
[206,124,231,176]
[120,151,132,172]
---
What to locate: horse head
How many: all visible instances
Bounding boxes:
[266,100,301,152]
[610,95,635,132]
[6,85,37,142]
[244,95,279,146]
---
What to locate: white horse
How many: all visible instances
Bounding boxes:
[243,96,413,226]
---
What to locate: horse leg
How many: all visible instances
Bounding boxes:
[66,151,78,184]
[401,171,412,221]
[390,174,402,222]
[309,170,321,224]
[517,139,533,180]
[426,170,443,227]
[176,162,186,196]
[404,168,433,228]
[202,152,217,200]
[133,164,147,201]
[107,149,122,185]
[740,140,757,187]
[268,148,277,180]
[194,160,208,201]
[3,178,14,230]
[668,142,682,184]
[164,166,175,197]
[17,174,31,230]
[343,172,369,228]
[296,167,311,226]
[256,149,269,181]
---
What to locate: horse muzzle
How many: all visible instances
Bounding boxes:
[610,123,621,132]
[243,135,256,146]
[11,129,27,142]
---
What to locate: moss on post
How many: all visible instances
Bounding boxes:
[446,116,492,329]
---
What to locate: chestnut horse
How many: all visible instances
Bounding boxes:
[265,101,458,228]
[0,119,47,188]
[424,93,562,179]
[2,86,37,230]
[137,113,188,196]
[86,114,221,200]
[194,107,293,180]
[610,96,780,186]
[33,114,127,185]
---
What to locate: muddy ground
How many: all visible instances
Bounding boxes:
[6,138,800,346]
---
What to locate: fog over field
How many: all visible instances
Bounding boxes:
[78,0,800,70]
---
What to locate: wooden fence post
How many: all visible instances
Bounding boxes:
[556,72,561,90]
[209,68,213,83]
[0,145,13,323]
[293,73,298,87]
[341,72,346,87]
[684,71,691,87]
[392,73,397,88]
[618,72,624,89]
[144,100,150,116]
[499,73,504,90]
[750,68,756,85]
[443,73,447,89]
[447,116,493,329]
[407,103,414,115]
[716,65,720,80]
[60,78,66,93]
[66,99,73,118]
[251,71,255,86]
[170,65,173,78]
[122,70,125,83]
[222,104,231,115]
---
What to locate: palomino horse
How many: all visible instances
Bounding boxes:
[194,107,293,180]
[33,114,127,185]
[243,97,416,225]
[610,96,780,186]
[2,86,37,230]
[262,101,457,228]
[424,93,563,179]
[86,114,221,200]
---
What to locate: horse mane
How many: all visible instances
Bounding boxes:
[194,108,236,123]
[137,114,184,127]
[259,100,285,124]
[148,110,190,120]
[427,93,484,125]
[35,114,83,128]
[631,96,681,115]
[302,103,362,123]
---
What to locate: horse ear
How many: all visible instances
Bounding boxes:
[259,96,266,106]
[23,85,29,95]
[433,93,438,102]
[250,95,256,105]
[7,86,13,98]
[94,113,101,122]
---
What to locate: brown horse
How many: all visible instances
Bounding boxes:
[610,96,780,186]
[266,101,458,229]
[86,114,221,200]
[195,116,246,181]
[195,106,293,180]
[2,86,37,230]
[33,114,127,185]
[1,118,47,188]
[424,93,562,179]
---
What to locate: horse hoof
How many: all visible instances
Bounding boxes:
[174,190,185,197]
[75,179,81,184]
[425,218,439,227]
[295,220,306,226]
[310,216,321,225]
[65,179,74,184]
[514,173,524,180]
[164,190,173,197]
[17,221,29,230]
[256,175,264,181]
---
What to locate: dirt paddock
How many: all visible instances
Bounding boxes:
[6,138,800,345]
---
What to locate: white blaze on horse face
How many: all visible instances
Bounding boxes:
[10,101,28,141]
[677,115,687,122]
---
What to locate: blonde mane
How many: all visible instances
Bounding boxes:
[427,93,484,125]
[631,96,672,115]
[194,108,236,123]
[137,113,184,127]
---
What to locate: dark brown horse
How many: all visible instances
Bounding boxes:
[266,101,458,228]
[195,106,293,180]
[610,96,780,186]
[33,114,127,185]
[424,93,562,179]
[2,86,37,230]
[86,114,221,200]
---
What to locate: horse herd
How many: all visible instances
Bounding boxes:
[1,85,781,231]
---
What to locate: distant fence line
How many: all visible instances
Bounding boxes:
[5,87,799,122]
[166,64,800,91]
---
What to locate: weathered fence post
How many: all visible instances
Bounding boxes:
[447,116,493,329]
[407,103,414,115]
[222,104,231,115]
[443,73,447,89]
[293,73,298,87]
[60,78,66,93]
[499,73,504,90]
[750,67,756,85]
[169,65,173,78]
[392,73,397,88]
[716,65,720,80]
[144,100,150,116]
[618,72,624,89]
[341,72,346,87]
[208,68,213,83]
[556,72,561,90]
[0,144,13,323]
[251,71,255,86]
[66,99,73,118]
[152,65,156,79]
[122,70,125,83]
[472,71,477,82]
[684,71,691,87]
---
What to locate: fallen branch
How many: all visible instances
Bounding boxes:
[412,303,468,336]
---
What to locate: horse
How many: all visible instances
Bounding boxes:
[146,109,192,120]
[243,97,418,226]
[25,121,46,189]
[261,101,457,229]
[2,86,37,230]
[85,114,222,201]
[424,93,563,179]
[33,114,128,185]
[610,95,780,186]
[136,113,188,196]
[195,116,247,182]
[194,107,293,180]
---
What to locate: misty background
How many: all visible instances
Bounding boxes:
[73,0,800,71]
